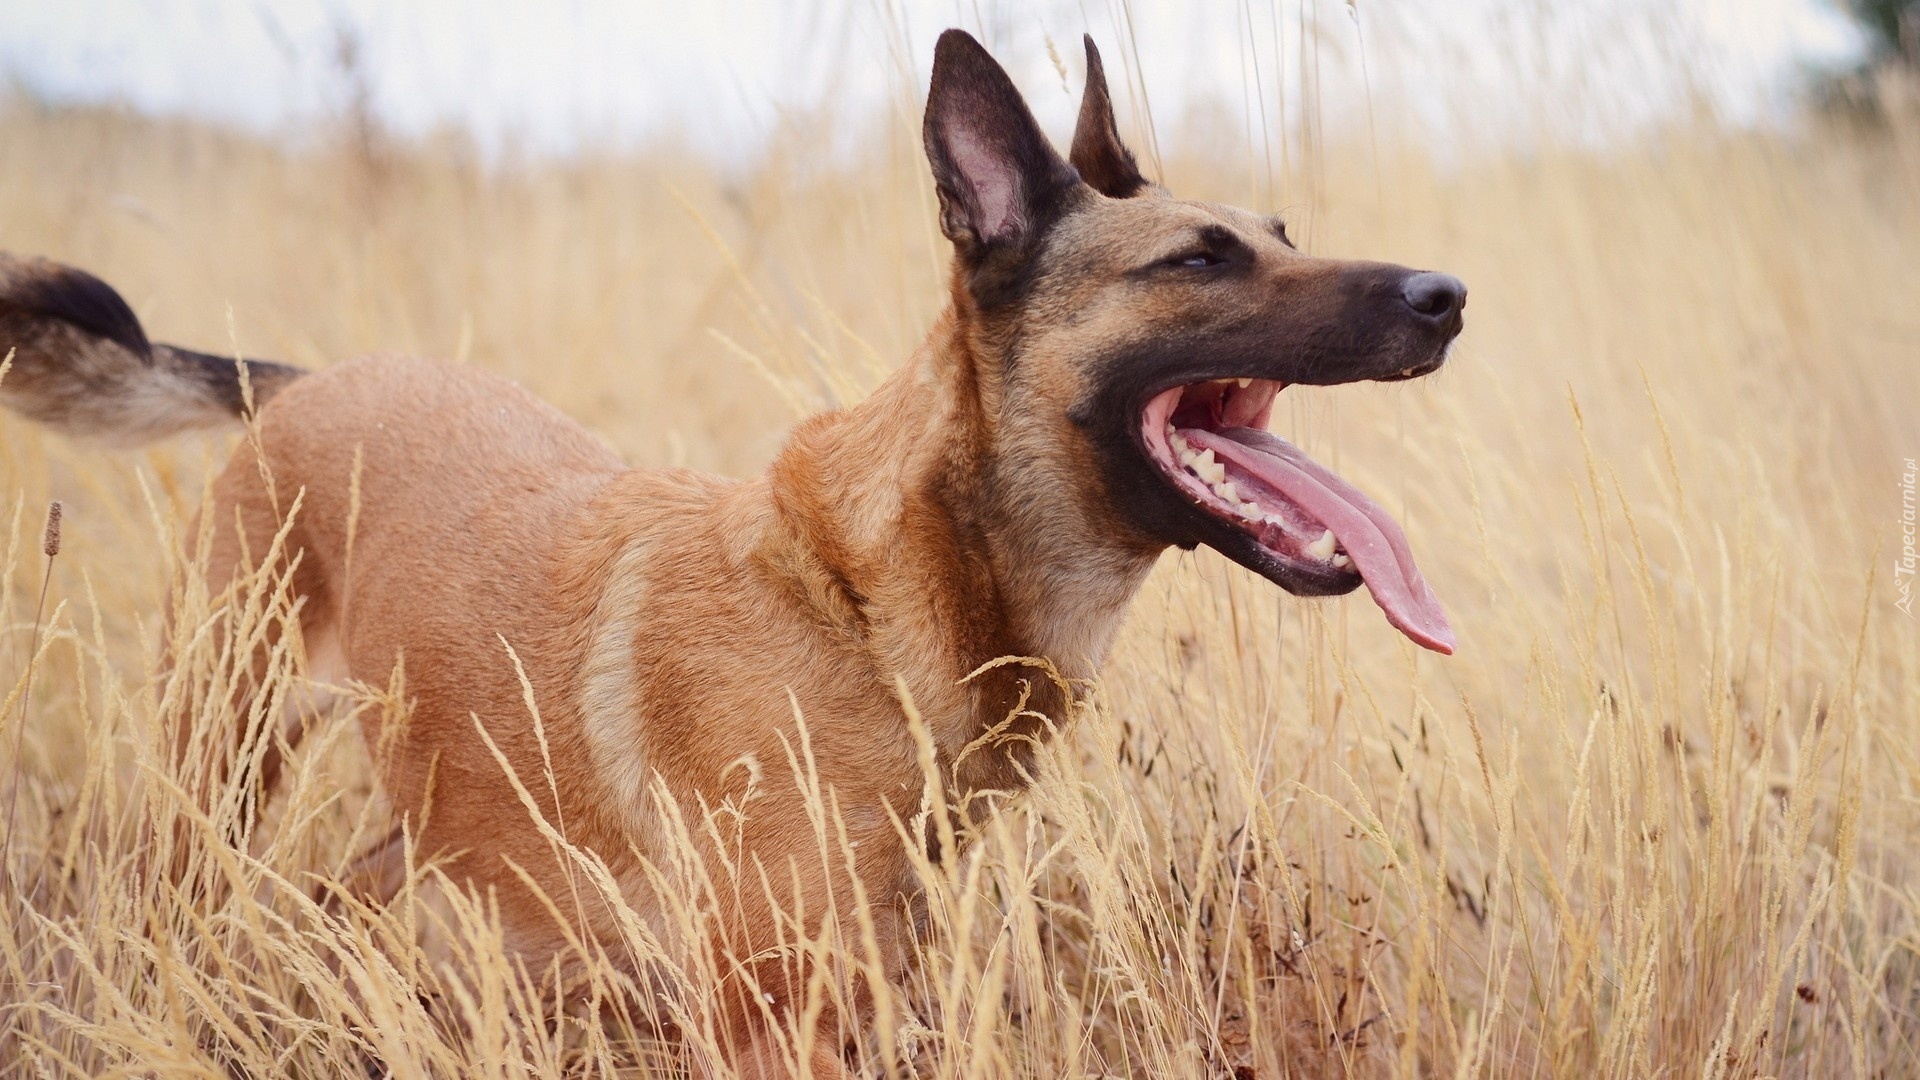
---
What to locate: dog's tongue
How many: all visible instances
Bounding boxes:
[1186,427,1455,654]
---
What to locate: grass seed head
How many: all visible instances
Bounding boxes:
[43,499,62,557]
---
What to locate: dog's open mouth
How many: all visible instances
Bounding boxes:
[1141,378,1455,654]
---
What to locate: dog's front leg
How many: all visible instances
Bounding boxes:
[719,1022,858,1080]
[689,794,916,1080]
[703,950,861,1080]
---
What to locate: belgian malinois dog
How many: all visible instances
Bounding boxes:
[1,30,1463,1078]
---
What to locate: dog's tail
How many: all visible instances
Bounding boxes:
[0,254,306,445]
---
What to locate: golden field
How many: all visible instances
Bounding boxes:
[2,36,1918,1079]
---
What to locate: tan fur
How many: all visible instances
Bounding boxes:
[1,32,1466,1079]
[199,344,1043,1076]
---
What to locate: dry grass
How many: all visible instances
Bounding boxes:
[3,39,1918,1080]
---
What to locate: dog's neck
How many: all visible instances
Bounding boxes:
[765,306,1160,785]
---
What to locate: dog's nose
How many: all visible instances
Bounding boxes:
[1400,272,1467,325]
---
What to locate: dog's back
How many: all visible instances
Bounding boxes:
[1,259,925,1053]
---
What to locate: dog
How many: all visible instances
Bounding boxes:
[0,30,1463,1078]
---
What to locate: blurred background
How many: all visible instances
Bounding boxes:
[2,2,1916,1076]
[0,0,1883,160]
[2,0,1910,469]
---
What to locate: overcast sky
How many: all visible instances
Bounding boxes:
[0,0,1867,162]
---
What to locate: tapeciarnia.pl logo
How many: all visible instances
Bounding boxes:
[1899,457,1916,619]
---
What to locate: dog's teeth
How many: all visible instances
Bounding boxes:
[1212,480,1240,504]
[1399,366,1418,377]
[1237,503,1263,521]
[1331,553,1351,568]
[1307,529,1337,560]
[1236,377,1252,388]
[1170,431,1190,453]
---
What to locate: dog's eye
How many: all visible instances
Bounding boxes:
[1169,251,1224,269]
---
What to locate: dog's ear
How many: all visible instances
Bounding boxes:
[923,29,1082,262]
[1070,36,1149,198]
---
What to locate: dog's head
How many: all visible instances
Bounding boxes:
[926,30,1463,654]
